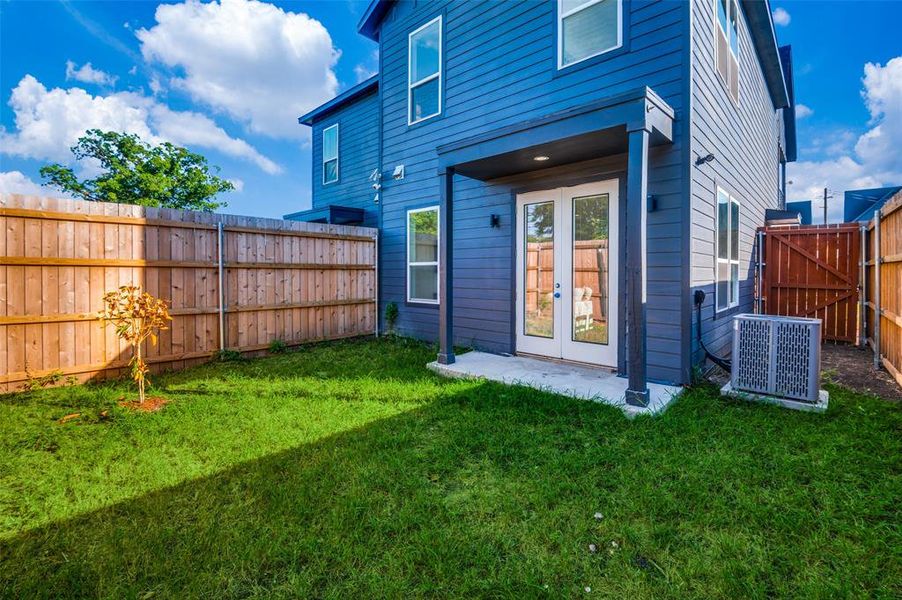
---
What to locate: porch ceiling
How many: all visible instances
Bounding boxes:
[437,86,674,181]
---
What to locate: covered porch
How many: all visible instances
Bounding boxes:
[434,87,676,408]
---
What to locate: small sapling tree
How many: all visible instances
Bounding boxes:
[99,286,172,404]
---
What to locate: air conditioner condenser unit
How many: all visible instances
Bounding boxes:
[720,314,829,413]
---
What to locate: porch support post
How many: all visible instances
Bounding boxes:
[437,166,455,365]
[625,126,650,406]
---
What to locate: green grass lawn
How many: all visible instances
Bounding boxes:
[1,337,900,599]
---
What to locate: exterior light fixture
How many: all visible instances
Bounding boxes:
[533,155,550,162]
[695,153,715,166]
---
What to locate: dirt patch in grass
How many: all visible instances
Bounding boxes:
[821,343,902,402]
[119,396,170,412]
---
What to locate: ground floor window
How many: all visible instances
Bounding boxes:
[716,187,740,311]
[407,206,439,304]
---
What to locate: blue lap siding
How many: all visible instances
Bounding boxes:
[293,0,794,386]
[377,0,688,384]
[294,85,380,228]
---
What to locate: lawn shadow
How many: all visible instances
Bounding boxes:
[0,379,630,599]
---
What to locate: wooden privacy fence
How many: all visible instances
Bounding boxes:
[757,223,861,343]
[0,195,377,392]
[864,190,902,387]
[525,240,609,317]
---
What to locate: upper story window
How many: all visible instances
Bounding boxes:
[558,0,622,69]
[408,16,442,125]
[716,187,740,311]
[715,0,740,102]
[322,124,338,185]
[407,206,440,304]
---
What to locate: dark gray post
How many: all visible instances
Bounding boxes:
[625,127,649,406]
[437,166,455,365]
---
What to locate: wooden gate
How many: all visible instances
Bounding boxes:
[759,224,861,343]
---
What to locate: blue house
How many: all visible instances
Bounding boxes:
[786,200,813,225]
[288,0,797,406]
[843,186,902,223]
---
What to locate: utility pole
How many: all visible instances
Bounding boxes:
[823,187,828,224]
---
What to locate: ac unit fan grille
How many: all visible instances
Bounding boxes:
[730,314,821,403]
[735,318,770,393]
[774,322,816,400]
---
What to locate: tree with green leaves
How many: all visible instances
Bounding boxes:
[39,129,233,212]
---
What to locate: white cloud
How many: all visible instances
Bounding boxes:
[148,75,164,96]
[788,56,902,222]
[137,0,339,139]
[66,60,118,87]
[795,103,813,119]
[0,75,281,174]
[354,50,379,83]
[228,178,244,192]
[0,171,48,197]
[772,7,791,27]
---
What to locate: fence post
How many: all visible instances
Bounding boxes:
[874,210,881,369]
[755,229,764,314]
[860,224,867,347]
[374,229,379,338]
[217,222,225,352]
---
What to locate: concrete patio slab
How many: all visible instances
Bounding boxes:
[427,351,682,418]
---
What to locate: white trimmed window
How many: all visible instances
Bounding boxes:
[407,206,440,304]
[558,0,622,69]
[716,187,740,311]
[715,0,740,102]
[408,16,442,125]
[322,124,338,184]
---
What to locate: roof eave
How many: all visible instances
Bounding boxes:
[358,0,393,41]
[741,0,790,110]
[298,75,379,126]
[779,45,797,162]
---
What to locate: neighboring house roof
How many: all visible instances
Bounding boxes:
[298,75,378,126]
[283,204,366,225]
[786,200,812,225]
[764,208,801,227]
[778,45,797,162]
[358,0,790,109]
[844,186,902,222]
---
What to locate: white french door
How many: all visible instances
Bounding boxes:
[515,180,619,367]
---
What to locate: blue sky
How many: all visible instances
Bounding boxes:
[1,0,900,221]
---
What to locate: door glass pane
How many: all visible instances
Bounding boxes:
[572,194,609,344]
[525,202,554,338]
[561,0,618,66]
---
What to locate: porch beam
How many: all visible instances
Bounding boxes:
[625,126,649,406]
[437,167,455,365]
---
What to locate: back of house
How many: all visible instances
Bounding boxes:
[289,0,797,395]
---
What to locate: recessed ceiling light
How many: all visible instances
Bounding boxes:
[534,155,550,161]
